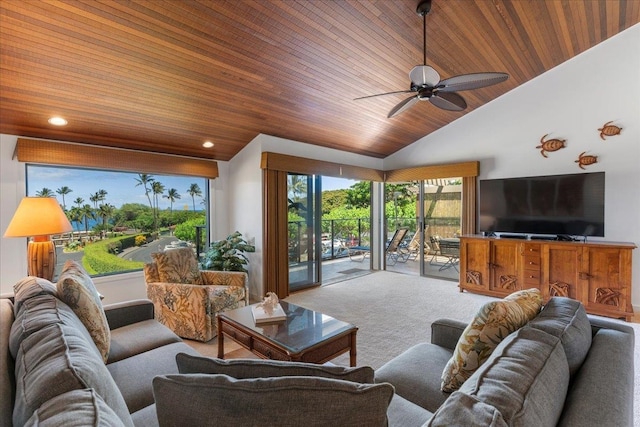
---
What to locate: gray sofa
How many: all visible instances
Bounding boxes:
[376,297,635,426]
[1,278,199,427]
[1,278,634,427]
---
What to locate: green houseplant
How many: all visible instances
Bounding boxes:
[200,231,255,272]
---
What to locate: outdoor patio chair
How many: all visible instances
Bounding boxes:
[428,235,442,264]
[386,227,410,265]
[438,239,460,271]
[399,225,430,261]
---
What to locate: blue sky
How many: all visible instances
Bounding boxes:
[27,165,207,210]
[27,165,357,210]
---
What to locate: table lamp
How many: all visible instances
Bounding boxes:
[4,197,73,281]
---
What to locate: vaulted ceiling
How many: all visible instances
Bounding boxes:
[1,1,638,161]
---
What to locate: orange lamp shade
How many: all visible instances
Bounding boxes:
[4,197,73,280]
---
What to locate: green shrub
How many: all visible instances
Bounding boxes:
[82,235,145,275]
[174,216,206,242]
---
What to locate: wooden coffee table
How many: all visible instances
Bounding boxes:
[217,301,358,366]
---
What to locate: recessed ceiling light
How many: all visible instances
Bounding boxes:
[203,141,214,148]
[48,116,68,126]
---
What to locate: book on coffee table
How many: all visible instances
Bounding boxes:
[251,303,287,324]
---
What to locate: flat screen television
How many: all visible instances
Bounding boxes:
[479,172,605,237]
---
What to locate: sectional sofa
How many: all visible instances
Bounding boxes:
[1,272,635,426]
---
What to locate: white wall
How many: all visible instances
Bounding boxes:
[385,24,640,308]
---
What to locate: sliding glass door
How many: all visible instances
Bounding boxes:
[288,174,321,291]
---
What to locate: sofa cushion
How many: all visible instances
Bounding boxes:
[24,389,126,427]
[440,288,542,392]
[528,297,591,376]
[387,394,433,427]
[9,294,99,360]
[57,260,111,362]
[13,321,133,427]
[152,374,394,427]
[107,342,200,414]
[176,353,375,383]
[426,392,507,427]
[1,298,15,427]
[107,319,182,364]
[374,342,453,413]
[558,328,634,427]
[12,276,58,313]
[151,248,202,285]
[455,326,569,427]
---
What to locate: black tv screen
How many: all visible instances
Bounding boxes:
[479,172,605,237]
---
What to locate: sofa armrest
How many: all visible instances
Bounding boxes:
[430,319,467,350]
[103,299,155,330]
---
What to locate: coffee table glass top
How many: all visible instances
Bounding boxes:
[219,301,355,353]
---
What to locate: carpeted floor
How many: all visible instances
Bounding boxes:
[185,270,640,425]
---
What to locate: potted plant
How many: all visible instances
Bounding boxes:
[200,231,255,272]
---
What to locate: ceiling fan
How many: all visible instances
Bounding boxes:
[355,0,509,119]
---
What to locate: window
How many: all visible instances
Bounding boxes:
[26,164,208,278]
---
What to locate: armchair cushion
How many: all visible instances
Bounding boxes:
[151,248,202,285]
[153,374,394,427]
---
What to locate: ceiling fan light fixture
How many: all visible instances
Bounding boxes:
[410,65,440,87]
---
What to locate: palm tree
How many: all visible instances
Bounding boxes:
[187,183,202,211]
[151,181,165,232]
[135,173,156,235]
[98,203,115,235]
[164,188,181,216]
[79,204,96,235]
[73,197,84,208]
[89,192,100,209]
[68,206,82,233]
[36,188,55,197]
[135,174,155,211]
[56,186,72,210]
[97,189,107,205]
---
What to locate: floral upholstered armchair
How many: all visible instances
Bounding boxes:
[144,247,249,342]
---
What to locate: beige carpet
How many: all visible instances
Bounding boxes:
[185,270,640,425]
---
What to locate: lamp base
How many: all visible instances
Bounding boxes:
[28,239,57,281]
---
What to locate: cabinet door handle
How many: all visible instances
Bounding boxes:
[579,272,593,279]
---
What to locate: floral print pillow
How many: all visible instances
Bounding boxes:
[441,288,543,392]
[57,260,110,362]
[152,248,202,285]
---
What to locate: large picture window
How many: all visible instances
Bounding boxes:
[26,164,208,278]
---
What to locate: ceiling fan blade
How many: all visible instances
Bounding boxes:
[388,96,419,118]
[354,90,414,101]
[429,91,467,111]
[409,65,440,87]
[438,72,509,92]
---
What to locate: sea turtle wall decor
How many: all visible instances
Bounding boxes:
[575,151,598,169]
[598,121,622,140]
[536,134,566,158]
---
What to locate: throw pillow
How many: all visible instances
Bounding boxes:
[440,288,542,392]
[176,353,375,383]
[152,247,202,285]
[153,374,393,427]
[57,260,110,362]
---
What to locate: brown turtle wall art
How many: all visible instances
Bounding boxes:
[598,121,622,140]
[575,151,598,169]
[536,134,566,157]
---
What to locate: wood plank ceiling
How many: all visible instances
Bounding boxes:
[1,0,638,161]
